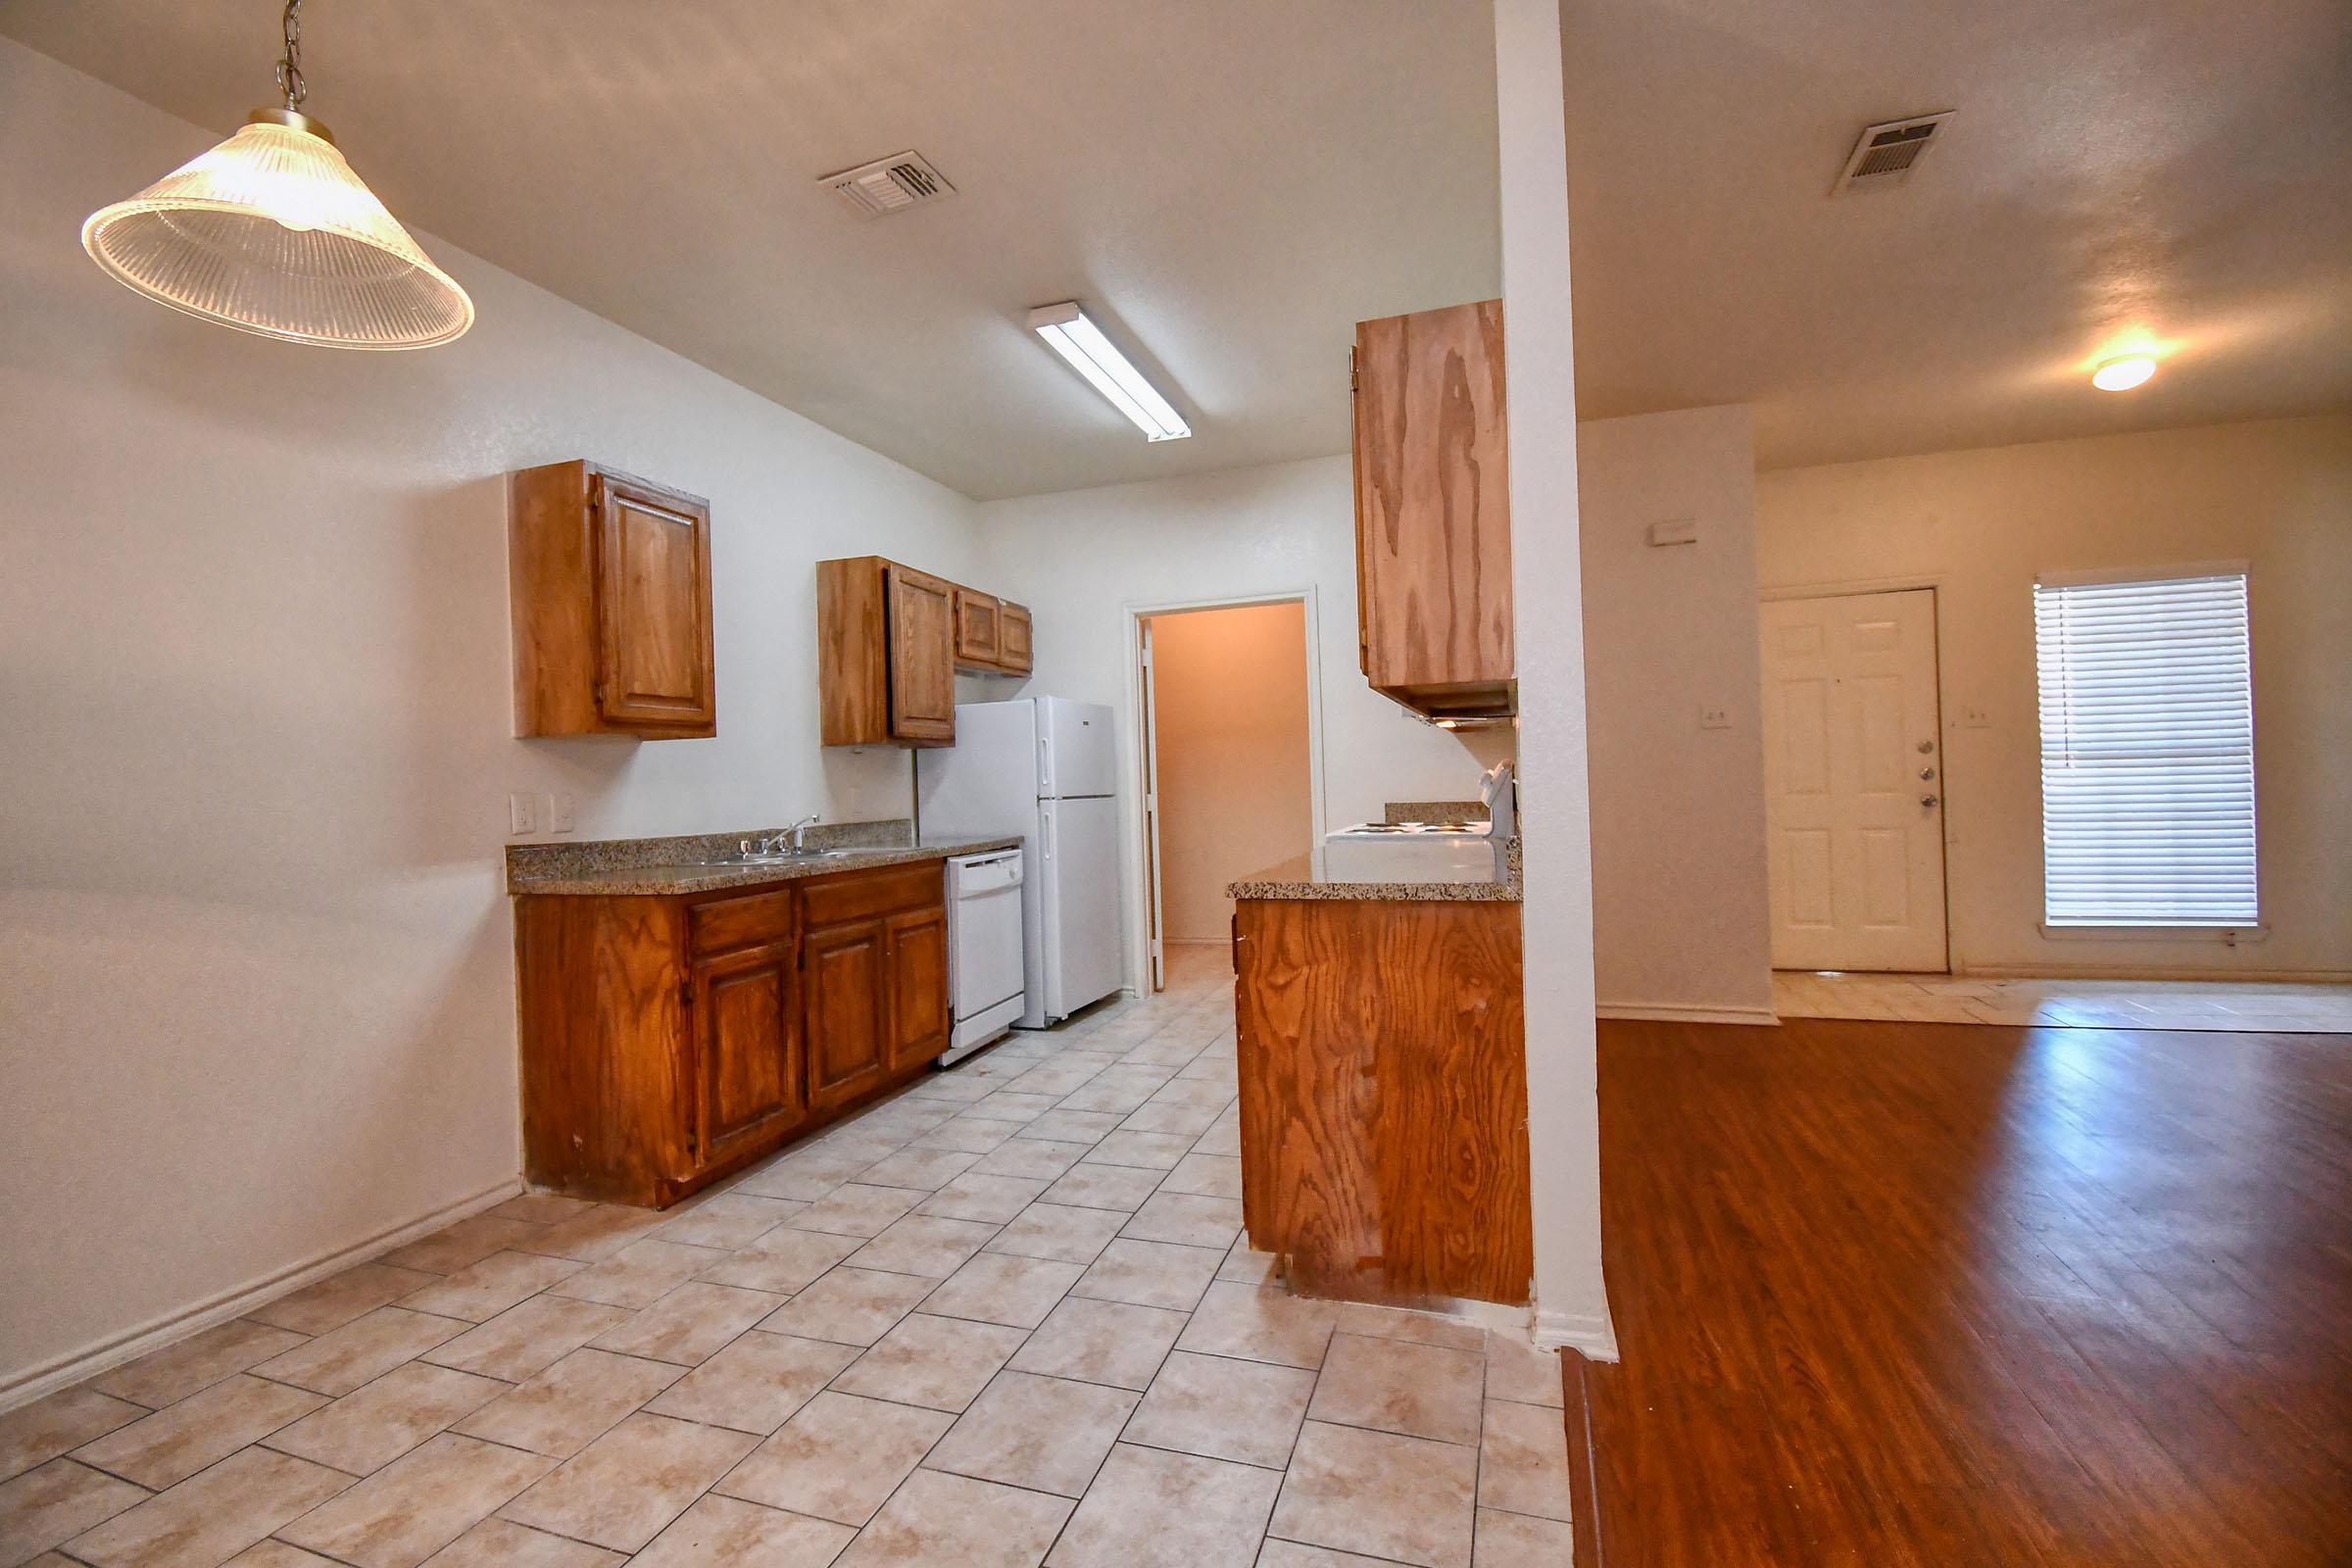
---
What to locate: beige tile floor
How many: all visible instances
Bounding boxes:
[1773,968,2352,1033]
[1,947,1569,1568]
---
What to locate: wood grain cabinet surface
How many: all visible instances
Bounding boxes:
[1232,895,1532,1307]
[516,859,951,1207]
[818,558,1034,744]
[1351,299,1514,719]
[510,460,717,738]
[996,602,1034,676]
[803,915,892,1112]
[953,588,1002,670]
[884,906,951,1072]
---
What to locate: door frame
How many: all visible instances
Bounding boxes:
[1123,588,1331,992]
[1757,575,1955,974]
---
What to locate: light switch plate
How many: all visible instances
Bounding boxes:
[508,792,537,835]
[548,793,575,833]
[1698,705,1733,729]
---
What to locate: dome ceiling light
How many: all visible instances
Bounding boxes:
[80,0,473,351]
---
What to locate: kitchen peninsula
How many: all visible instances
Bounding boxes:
[1227,833,1532,1310]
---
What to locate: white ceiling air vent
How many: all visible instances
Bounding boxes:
[1832,112,1952,195]
[823,151,956,219]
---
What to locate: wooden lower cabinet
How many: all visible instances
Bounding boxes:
[1232,895,1532,1307]
[689,936,806,1169]
[804,917,891,1112]
[885,906,951,1072]
[517,859,951,1207]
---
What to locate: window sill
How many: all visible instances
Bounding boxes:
[2038,923,2269,945]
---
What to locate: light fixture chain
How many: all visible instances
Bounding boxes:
[275,0,307,110]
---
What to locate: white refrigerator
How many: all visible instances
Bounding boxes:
[917,698,1124,1027]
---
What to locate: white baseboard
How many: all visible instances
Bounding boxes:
[1958,961,2352,984]
[1533,1307,1620,1361]
[0,1175,522,1414]
[1596,1001,1780,1026]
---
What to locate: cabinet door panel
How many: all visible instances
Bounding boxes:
[1352,300,1512,697]
[805,917,890,1110]
[886,906,951,1074]
[997,603,1034,675]
[690,938,802,1170]
[595,475,716,729]
[954,588,1002,669]
[885,564,956,743]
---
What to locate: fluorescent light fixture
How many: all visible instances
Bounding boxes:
[2091,354,2157,391]
[1029,303,1191,441]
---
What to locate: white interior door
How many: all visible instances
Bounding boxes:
[1760,588,1948,971]
[1137,621,1166,991]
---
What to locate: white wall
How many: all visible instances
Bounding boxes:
[1756,415,2352,979]
[0,41,983,1399]
[1498,0,1608,1356]
[974,456,1512,989]
[1146,605,1315,945]
[1579,408,1775,1020]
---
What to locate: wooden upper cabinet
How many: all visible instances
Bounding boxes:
[511,461,716,738]
[886,564,956,743]
[997,603,1034,676]
[1351,300,1515,718]
[822,557,1042,745]
[819,558,1035,744]
[818,557,953,746]
[953,588,1002,670]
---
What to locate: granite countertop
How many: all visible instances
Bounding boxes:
[1228,836,1522,904]
[508,818,1022,897]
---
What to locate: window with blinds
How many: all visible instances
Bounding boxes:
[2034,570,2257,926]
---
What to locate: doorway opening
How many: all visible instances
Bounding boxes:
[1133,596,1322,991]
[1758,584,1951,974]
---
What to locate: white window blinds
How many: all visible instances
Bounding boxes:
[2034,570,2257,926]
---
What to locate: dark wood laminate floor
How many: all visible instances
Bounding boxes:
[1581,1015,2352,1567]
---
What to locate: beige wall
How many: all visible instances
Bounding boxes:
[1146,604,1314,944]
[1756,415,2352,978]
[1579,407,1775,1020]
[0,43,982,1400]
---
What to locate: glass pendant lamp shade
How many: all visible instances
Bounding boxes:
[81,109,472,350]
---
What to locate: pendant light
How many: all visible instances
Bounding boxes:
[80,0,472,350]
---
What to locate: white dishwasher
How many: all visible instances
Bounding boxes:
[943,851,1027,1064]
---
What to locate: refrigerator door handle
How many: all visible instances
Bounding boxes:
[1041,802,1056,861]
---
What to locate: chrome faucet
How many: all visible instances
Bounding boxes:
[740,813,821,858]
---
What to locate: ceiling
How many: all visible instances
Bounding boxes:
[1562,0,2352,470]
[6,1,2347,497]
[1,0,1499,500]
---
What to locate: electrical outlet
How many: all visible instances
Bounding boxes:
[1647,517,1700,547]
[548,793,575,833]
[508,792,537,835]
[1698,705,1733,730]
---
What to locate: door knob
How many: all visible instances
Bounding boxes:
[1920,794,1940,808]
